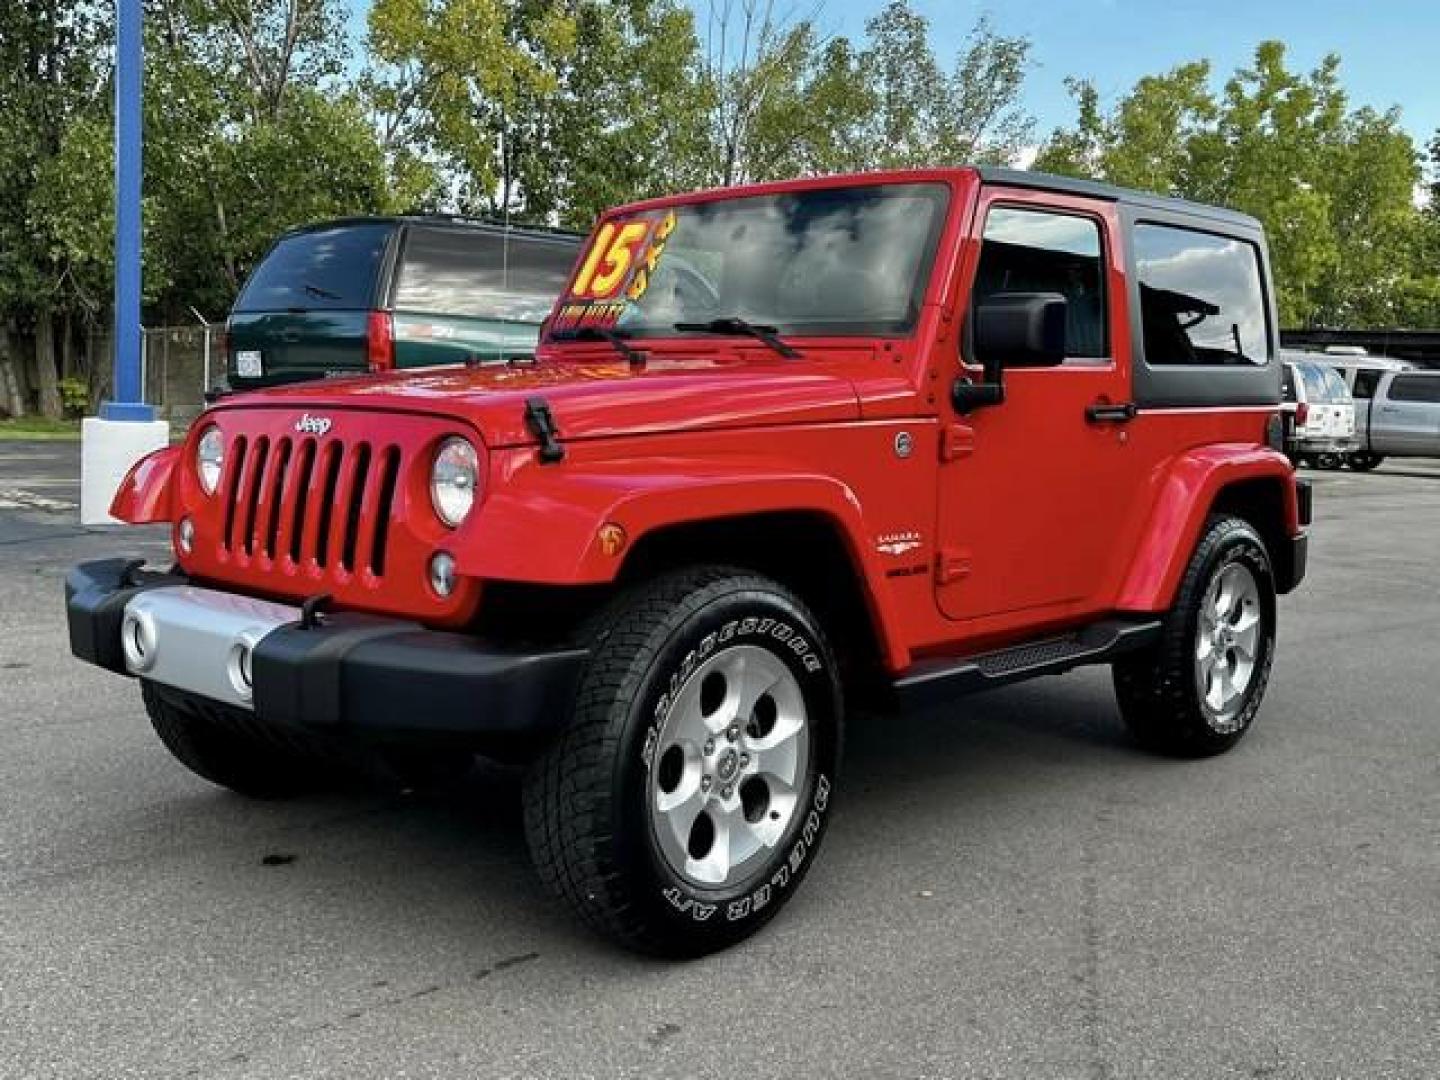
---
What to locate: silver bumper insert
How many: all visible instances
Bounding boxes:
[121,586,299,710]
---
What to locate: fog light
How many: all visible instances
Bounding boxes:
[177,516,195,554]
[121,610,157,672]
[429,552,457,598]
[228,639,255,700]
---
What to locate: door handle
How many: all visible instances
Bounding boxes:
[1085,401,1137,424]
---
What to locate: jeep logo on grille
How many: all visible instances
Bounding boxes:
[295,414,332,436]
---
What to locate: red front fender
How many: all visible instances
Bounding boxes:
[110,445,180,523]
[458,449,912,670]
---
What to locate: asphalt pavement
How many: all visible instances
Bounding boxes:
[0,440,1436,1079]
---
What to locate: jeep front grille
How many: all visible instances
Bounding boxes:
[221,433,402,579]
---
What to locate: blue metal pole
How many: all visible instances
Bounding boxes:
[100,0,153,422]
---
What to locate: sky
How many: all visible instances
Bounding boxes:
[345,0,1440,151]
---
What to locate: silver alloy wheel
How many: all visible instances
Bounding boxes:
[1194,562,1263,732]
[649,645,810,889]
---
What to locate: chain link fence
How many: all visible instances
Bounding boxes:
[85,325,216,430]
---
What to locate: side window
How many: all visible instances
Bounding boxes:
[1134,224,1268,367]
[1389,376,1440,403]
[1352,369,1381,399]
[972,207,1107,359]
[394,227,578,323]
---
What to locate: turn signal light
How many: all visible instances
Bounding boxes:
[598,522,627,557]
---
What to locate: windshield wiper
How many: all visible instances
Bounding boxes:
[674,317,801,359]
[550,325,645,367]
[303,282,341,302]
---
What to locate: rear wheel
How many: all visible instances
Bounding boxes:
[1113,516,1276,757]
[1315,452,1344,470]
[523,566,842,956]
[1347,452,1384,472]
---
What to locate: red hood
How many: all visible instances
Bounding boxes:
[216,347,866,447]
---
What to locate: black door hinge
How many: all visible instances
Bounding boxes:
[524,396,566,463]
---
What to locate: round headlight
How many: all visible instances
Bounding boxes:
[196,426,224,495]
[430,437,479,527]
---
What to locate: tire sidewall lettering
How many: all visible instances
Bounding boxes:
[637,604,837,929]
[1198,540,1274,734]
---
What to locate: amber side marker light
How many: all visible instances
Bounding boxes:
[598,523,627,557]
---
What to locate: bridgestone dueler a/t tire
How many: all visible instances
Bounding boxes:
[522,567,843,957]
[1112,516,1276,758]
[142,681,320,798]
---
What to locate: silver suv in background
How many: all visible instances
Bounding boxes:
[1346,369,1440,471]
[1281,355,1358,468]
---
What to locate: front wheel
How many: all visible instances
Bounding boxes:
[1113,516,1276,757]
[523,567,842,956]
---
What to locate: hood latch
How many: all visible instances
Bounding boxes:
[524,396,566,463]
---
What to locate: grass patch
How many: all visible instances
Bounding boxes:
[0,417,82,440]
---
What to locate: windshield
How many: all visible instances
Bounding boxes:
[551,183,949,339]
[236,223,391,312]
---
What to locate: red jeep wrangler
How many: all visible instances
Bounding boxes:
[68,168,1310,955]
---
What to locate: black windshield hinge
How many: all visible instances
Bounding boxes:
[524,396,566,463]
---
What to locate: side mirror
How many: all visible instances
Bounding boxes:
[975,292,1068,375]
[952,292,1068,414]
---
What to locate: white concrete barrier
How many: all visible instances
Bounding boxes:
[80,416,170,525]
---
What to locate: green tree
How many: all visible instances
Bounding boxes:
[149,0,400,317]
[367,0,576,216]
[1034,42,1435,329]
[734,1,1033,183]
[366,0,710,228]
[0,0,107,417]
[0,0,409,416]
[537,0,712,229]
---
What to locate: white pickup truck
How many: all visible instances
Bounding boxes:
[1345,368,1440,471]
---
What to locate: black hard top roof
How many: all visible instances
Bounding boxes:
[282,214,583,243]
[976,167,1263,231]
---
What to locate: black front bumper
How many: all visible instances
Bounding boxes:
[66,559,588,739]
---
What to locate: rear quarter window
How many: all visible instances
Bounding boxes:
[235,223,391,312]
[394,227,577,323]
[1388,375,1440,403]
[1134,223,1269,367]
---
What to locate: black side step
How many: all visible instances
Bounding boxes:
[892,618,1162,711]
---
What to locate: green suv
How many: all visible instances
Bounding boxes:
[225,217,581,388]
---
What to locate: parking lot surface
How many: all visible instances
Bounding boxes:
[1,441,1436,1079]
